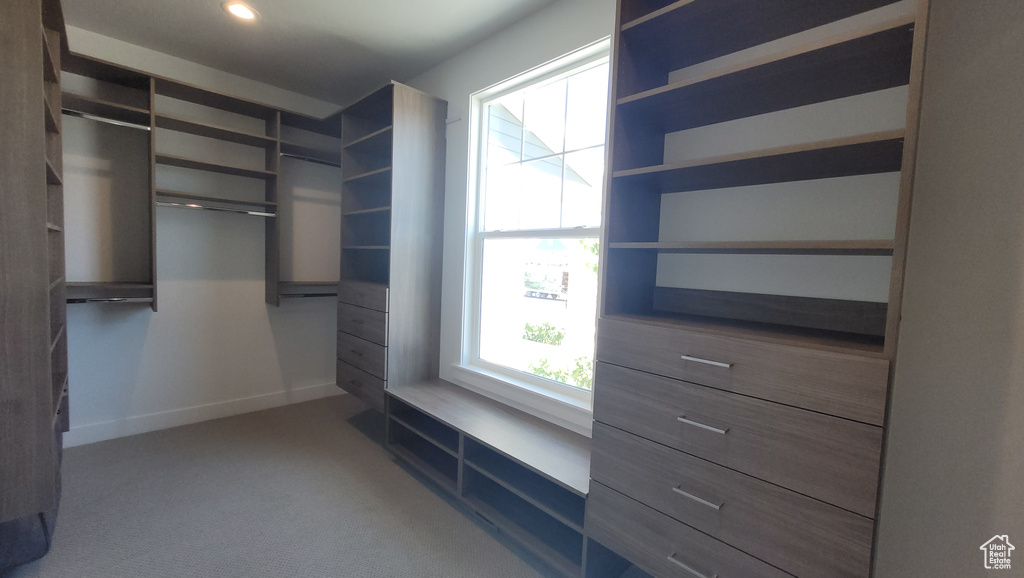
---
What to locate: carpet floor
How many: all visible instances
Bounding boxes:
[4,395,551,578]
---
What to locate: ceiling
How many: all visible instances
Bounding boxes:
[62,0,558,107]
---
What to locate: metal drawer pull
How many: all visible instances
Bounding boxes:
[680,355,733,369]
[677,416,729,435]
[672,486,723,510]
[667,553,717,578]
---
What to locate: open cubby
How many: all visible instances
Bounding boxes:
[341,84,394,146]
[388,420,458,492]
[388,398,459,454]
[463,467,584,575]
[584,538,651,578]
[342,209,391,248]
[342,144,391,179]
[342,177,391,213]
[340,249,390,285]
[464,439,585,531]
[616,0,904,96]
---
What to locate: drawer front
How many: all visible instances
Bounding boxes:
[591,424,873,578]
[586,483,791,578]
[336,359,385,411]
[338,302,388,346]
[338,280,388,312]
[596,317,890,425]
[594,362,882,517]
[337,331,387,380]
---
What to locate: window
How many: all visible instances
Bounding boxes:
[465,49,610,403]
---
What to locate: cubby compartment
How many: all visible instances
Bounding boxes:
[342,209,391,248]
[388,398,459,455]
[387,420,458,493]
[341,248,390,285]
[462,467,584,576]
[584,538,651,578]
[464,439,585,531]
[341,84,394,146]
[342,176,391,214]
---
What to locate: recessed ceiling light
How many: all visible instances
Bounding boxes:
[223,2,258,21]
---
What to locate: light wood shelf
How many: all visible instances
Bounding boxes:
[343,166,392,184]
[155,189,276,208]
[62,92,150,127]
[343,206,391,216]
[155,114,276,148]
[155,154,277,180]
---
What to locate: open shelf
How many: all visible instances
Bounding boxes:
[389,420,458,493]
[344,125,393,156]
[617,0,904,95]
[463,468,583,576]
[154,77,277,120]
[62,93,151,127]
[155,114,276,148]
[46,222,62,232]
[464,439,586,531]
[44,96,60,134]
[343,246,390,251]
[155,189,275,209]
[66,282,154,304]
[613,129,905,193]
[281,110,341,138]
[280,141,340,167]
[608,240,894,255]
[343,166,392,184]
[42,29,59,83]
[278,282,338,299]
[617,20,914,133]
[341,84,394,147]
[63,52,151,90]
[155,154,276,180]
[389,398,460,455]
[45,157,62,185]
[343,206,391,217]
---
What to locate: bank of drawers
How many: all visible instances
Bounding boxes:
[588,318,888,577]
[337,281,389,411]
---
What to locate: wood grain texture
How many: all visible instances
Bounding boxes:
[597,316,891,425]
[336,331,387,380]
[384,83,447,388]
[651,286,889,337]
[593,362,883,517]
[0,0,59,523]
[337,280,389,311]
[147,78,158,311]
[264,111,281,307]
[586,483,792,578]
[591,423,874,577]
[336,359,385,411]
[387,380,591,496]
[337,302,387,346]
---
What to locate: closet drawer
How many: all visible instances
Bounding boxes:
[586,483,790,578]
[338,280,388,312]
[337,331,387,380]
[593,362,881,517]
[596,316,890,425]
[337,359,385,411]
[338,302,388,346]
[591,424,873,578]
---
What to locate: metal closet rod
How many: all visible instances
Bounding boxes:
[68,298,153,304]
[62,109,151,131]
[280,152,341,168]
[279,293,338,298]
[156,201,276,218]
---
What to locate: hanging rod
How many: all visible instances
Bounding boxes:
[62,109,151,131]
[279,293,338,299]
[280,152,341,168]
[68,298,153,304]
[156,201,276,218]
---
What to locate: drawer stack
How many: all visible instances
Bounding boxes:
[337,281,389,410]
[587,319,888,577]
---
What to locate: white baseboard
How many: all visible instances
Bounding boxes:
[63,383,343,448]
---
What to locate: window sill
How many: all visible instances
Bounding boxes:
[446,363,593,437]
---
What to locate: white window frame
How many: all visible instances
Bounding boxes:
[453,40,611,429]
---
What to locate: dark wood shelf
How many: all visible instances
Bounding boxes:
[45,157,61,185]
[389,414,459,457]
[608,240,894,255]
[618,0,904,94]
[61,92,151,127]
[63,52,151,90]
[465,458,585,532]
[343,166,392,184]
[46,222,62,232]
[155,154,276,180]
[281,110,341,138]
[66,282,155,304]
[48,276,64,292]
[343,206,391,217]
[617,20,914,133]
[44,96,60,134]
[280,141,340,167]
[49,324,65,353]
[278,282,338,298]
[602,312,886,357]
[344,125,393,156]
[342,245,390,250]
[154,77,277,120]
[388,430,458,494]
[155,114,276,148]
[613,129,905,193]
[42,30,59,83]
[155,189,276,208]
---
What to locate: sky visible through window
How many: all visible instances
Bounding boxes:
[477,61,609,390]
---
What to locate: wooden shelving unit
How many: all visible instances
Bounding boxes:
[590,0,931,576]
[336,82,447,409]
[61,53,344,308]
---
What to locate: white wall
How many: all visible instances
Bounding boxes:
[63,33,343,447]
[874,1,1024,575]
[407,0,616,434]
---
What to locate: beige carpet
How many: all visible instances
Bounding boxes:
[5,395,549,578]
